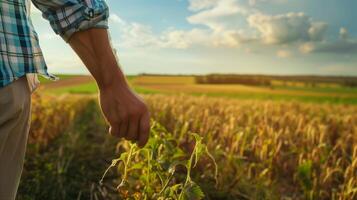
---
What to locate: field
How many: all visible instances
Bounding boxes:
[18,75,357,200]
[40,75,357,104]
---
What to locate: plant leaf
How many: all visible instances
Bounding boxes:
[182,182,205,200]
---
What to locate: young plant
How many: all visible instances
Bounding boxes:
[100,121,218,200]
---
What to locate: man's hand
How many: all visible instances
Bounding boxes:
[68,28,150,147]
[99,81,150,147]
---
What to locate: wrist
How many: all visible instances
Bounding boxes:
[96,65,128,90]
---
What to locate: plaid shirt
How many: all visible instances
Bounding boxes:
[0,0,109,87]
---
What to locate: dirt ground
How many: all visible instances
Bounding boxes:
[42,75,95,89]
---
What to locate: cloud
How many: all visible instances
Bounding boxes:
[299,42,357,55]
[299,27,357,55]
[188,0,219,11]
[110,14,246,49]
[114,23,163,48]
[339,27,349,40]
[108,0,357,58]
[161,28,212,48]
[248,0,288,6]
[308,22,328,41]
[161,28,259,49]
[249,0,259,6]
[313,40,357,54]
[187,0,252,31]
[299,42,315,54]
[109,3,255,49]
[276,49,291,58]
[109,13,126,25]
[248,12,328,44]
[110,14,209,49]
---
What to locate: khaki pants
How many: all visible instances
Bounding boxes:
[0,76,31,200]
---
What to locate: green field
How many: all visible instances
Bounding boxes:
[39,75,357,104]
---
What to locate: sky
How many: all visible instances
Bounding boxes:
[30,0,357,76]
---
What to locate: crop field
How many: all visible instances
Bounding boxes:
[39,75,357,104]
[18,75,357,199]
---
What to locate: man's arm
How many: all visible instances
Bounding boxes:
[30,0,150,147]
[68,29,150,147]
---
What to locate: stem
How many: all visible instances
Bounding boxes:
[158,170,175,195]
[206,146,219,187]
[117,143,135,189]
[100,158,121,185]
[144,149,151,197]
[179,145,196,200]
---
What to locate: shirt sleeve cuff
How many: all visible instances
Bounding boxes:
[61,11,109,42]
[45,1,109,42]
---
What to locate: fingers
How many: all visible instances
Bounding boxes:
[119,119,128,139]
[107,103,150,148]
[126,116,139,141]
[109,125,119,137]
[109,123,126,138]
[138,111,150,148]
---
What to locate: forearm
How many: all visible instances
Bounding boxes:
[68,28,127,89]
[68,28,150,147]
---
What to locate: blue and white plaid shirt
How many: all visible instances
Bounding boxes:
[0,0,109,87]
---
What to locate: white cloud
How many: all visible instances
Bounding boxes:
[110,0,256,50]
[108,0,357,58]
[299,38,357,55]
[308,22,328,41]
[187,0,253,31]
[340,27,349,40]
[188,0,219,11]
[114,22,163,48]
[298,27,357,55]
[249,0,258,6]
[110,15,245,49]
[248,12,328,44]
[299,42,315,54]
[248,0,288,6]
[109,13,126,25]
[276,49,292,58]
[161,28,213,48]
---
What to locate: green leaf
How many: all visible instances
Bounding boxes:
[297,160,313,191]
[190,133,205,168]
[182,182,205,200]
[99,158,122,184]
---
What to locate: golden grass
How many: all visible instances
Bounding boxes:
[30,93,95,146]
[130,76,357,99]
[132,76,195,85]
[144,94,357,199]
[138,83,357,98]
[29,93,357,199]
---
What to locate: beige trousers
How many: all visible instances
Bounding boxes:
[0,76,31,200]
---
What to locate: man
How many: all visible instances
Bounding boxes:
[0,0,150,199]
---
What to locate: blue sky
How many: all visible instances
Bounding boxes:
[31,0,357,76]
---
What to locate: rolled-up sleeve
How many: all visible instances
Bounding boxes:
[31,0,109,42]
